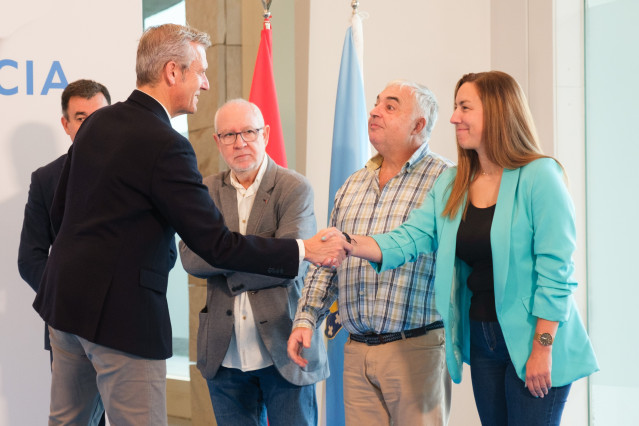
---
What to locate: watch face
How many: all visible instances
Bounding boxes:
[538,333,553,346]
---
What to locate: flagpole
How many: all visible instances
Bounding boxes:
[261,0,272,28]
[350,2,364,74]
[324,3,370,425]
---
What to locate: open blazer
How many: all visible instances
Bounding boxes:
[372,158,598,386]
[180,156,328,386]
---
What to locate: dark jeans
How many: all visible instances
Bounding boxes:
[469,320,571,426]
[206,365,317,426]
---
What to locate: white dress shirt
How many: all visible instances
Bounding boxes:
[221,156,274,371]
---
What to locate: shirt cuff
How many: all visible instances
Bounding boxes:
[293,319,315,330]
[296,239,305,264]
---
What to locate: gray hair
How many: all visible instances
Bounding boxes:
[386,79,438,143]
[136,24,211,87]
[214,99,264,133]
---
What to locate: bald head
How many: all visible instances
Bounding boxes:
[213,99,270,187]
[214,99,263,133]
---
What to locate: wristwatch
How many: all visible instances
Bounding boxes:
[534,332,554,346]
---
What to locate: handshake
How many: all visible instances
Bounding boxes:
[291,229,379,367]
[302,227,354,268]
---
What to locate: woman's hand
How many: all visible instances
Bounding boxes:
[525,344,552,398]
[525,318,558,398]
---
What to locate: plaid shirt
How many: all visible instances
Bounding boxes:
[295,143,453,334]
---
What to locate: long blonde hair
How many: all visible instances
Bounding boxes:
[443,71,551,219]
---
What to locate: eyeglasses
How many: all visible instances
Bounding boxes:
[217,128,263,145]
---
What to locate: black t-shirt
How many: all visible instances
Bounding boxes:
[456,203,498,321]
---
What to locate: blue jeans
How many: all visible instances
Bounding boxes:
[469,320,571,426]
[206,365,317,426]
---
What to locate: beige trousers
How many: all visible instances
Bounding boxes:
[343,328,451,426]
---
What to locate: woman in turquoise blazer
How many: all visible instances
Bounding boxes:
[344,71,598,425]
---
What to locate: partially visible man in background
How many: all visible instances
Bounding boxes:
[181,99,328,426]
[18,78,111,426]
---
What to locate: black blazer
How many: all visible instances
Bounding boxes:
[33,90,299,360]
[18,154,66,351]
[18,152,177,351]
[18,154,66,294]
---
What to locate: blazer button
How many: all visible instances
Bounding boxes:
[226,310,232,316]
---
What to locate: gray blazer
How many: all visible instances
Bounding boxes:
[180,156,329,386]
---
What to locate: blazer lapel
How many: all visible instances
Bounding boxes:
[491,167,520,312]
[219,173,240,233]
[246,158,277,235]
[434,175,465,321]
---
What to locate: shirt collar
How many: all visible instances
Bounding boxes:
[364,142,431,173]
[229,155,269,194]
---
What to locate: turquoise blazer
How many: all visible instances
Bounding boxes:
[372,158,598,386]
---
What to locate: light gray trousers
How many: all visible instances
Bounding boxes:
[48,327,167,426]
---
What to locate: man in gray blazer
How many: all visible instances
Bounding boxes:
[180,99,328,426]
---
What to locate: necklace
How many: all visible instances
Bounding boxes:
[479,168,500,176]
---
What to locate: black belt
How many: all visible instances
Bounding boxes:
[349,320,444,346]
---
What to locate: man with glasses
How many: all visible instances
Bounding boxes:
[180,98,327,426]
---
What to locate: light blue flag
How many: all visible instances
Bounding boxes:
[325,14,369,426]
[327,24,369,217]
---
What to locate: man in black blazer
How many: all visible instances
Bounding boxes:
[18,79,111,426]
[32,24,347,425]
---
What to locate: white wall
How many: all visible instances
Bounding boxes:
[0,2,140,425]
[305,0,490,229]
[555,1,590,424]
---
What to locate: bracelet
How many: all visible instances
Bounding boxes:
[342,232,352,244]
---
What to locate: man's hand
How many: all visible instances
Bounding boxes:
[287,327,314,368]
[303,227,351,267]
